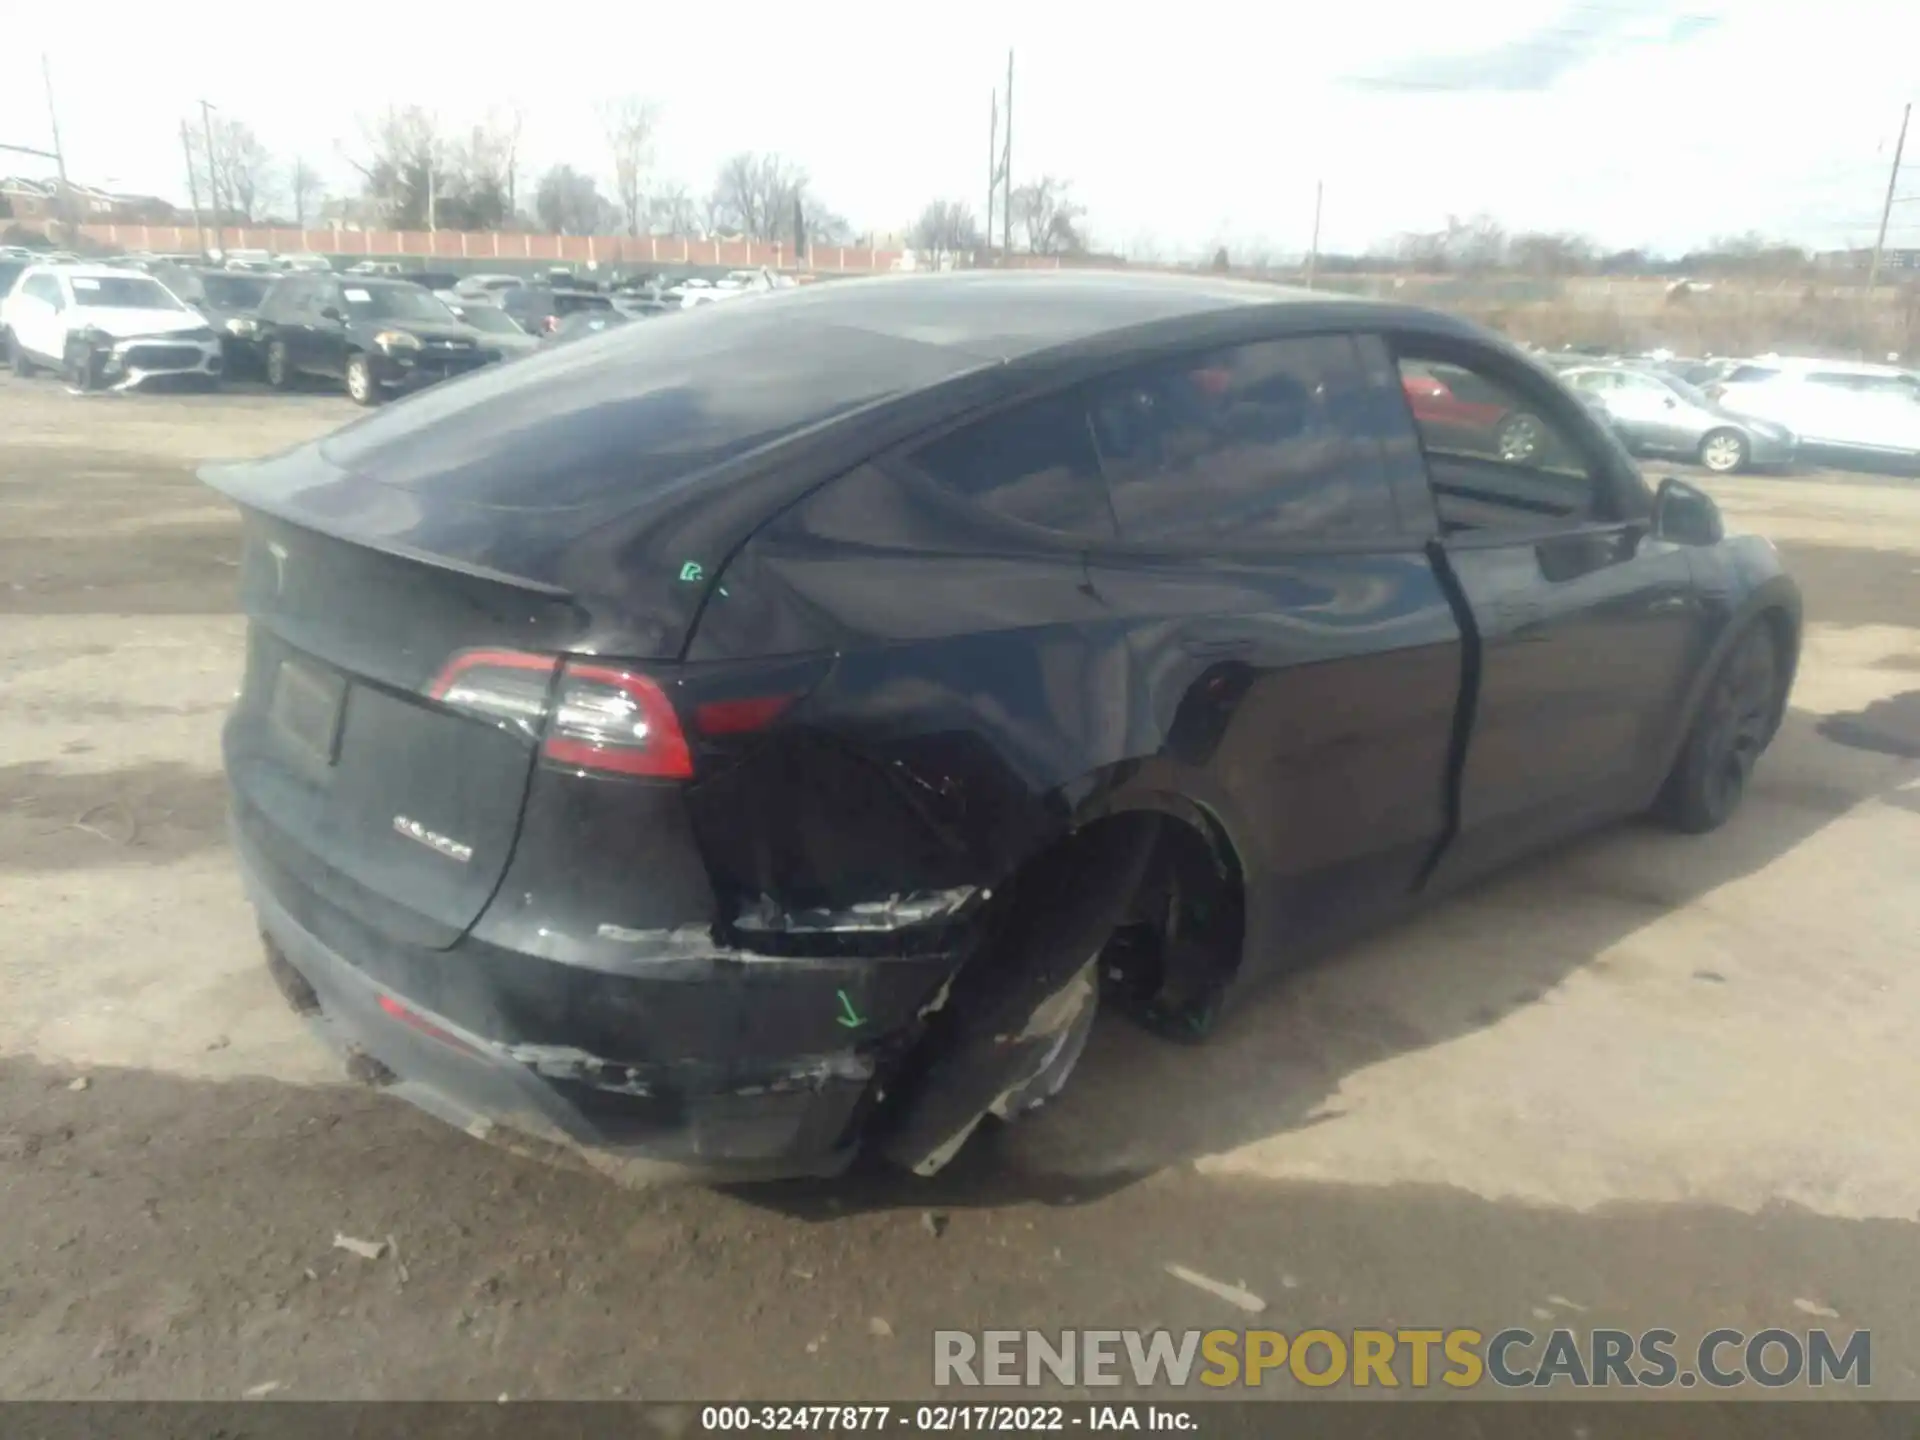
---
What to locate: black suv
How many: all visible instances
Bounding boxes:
[204,272,1800,1180]
[257,274,496,405]
[499,285,613,337]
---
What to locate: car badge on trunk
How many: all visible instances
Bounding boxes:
[392,815,474,864]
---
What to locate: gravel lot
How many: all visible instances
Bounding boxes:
[2,373,1918,1401]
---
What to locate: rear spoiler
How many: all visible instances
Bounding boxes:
[199,457,576,601]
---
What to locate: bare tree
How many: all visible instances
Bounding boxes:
[709,152,810,241]
[1508,231,1597,277]
[287,158,323,229]
[648,181,702,237]
[535,164,616,235]
[908,200,981,260]
[190,117,275,223]
[342,107,443,228]
[601,96,659,237]
[1009,176,1086,255]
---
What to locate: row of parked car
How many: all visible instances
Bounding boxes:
[1533,346,1920,474]
[4,243,1917,473]
[0,247,790,404]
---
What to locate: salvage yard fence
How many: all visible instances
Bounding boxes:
[74,224,929,274]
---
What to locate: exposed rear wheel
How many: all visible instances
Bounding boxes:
[1657,624,1779,833]
[1698,428,1750,474]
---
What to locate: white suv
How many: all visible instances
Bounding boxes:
[2,264,224,391]
[1711,357,1920,464]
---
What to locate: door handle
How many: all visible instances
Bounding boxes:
[1647,593,1692,614]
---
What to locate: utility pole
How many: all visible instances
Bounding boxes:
[1304,180,1323,290]
[1001,50,1014,258]
[986,90,999,263]
[1867,102,1911,294]
[41,55,71,235]
[199,99,225,259]
[427,149,437,232]
[181,121,207,257]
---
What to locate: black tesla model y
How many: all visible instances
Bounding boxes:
[205,271,1801,1179]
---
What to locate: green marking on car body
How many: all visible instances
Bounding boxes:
[679,561,704,582]
[835,990,867,1029]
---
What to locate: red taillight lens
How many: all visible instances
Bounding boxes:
[693,693,795,736]
[427,649,710,780]
[542,661,693,779]
[543,315,560,333]
[428,649,558,741]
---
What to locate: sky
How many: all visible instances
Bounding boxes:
[2,0,1916,259]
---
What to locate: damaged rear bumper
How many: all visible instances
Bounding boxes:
[237,840,966,1181]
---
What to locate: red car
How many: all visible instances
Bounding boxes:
[1402,362,1548,463]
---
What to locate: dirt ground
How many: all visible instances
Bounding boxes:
[2,373,1918,1402]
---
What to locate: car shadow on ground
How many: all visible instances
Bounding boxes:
[741,706,1919,1220]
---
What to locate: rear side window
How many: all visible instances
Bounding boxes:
[908,391,1116,538]
[1086,335,1400,544]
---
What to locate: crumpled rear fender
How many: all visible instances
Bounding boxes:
[875,818,1161,1175]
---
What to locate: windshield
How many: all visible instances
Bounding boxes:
[1659,373,1715,407]
[457,306,524,335]
[68,275,184,311]
[340,283,456,322]
[200,273,272,308]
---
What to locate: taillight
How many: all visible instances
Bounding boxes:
[543,315,560,333]
[427,649,801,780]
[543,661,692,779]
[428,649,557,740]
[693,694,795,735]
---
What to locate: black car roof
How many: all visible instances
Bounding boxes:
[753,269,1327,362]
[310,270,1441,510]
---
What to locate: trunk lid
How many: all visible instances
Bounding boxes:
[220,501,589,949]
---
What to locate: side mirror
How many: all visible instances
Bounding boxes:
[1652,476,1724,546]
[319,305,343,322]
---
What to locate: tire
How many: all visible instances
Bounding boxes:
[65,347,94,393]
[1657,624,1779,834]
[1698,428,1750,475]
[1495,412,1544,463]
[265,340,293,390]
[9,333,37,377]
[345,353,380,406]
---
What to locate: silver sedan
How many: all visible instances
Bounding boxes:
[1560,365,1796,473]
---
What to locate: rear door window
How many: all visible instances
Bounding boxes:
[1086,335,1401,545]
[906,390,1117,539]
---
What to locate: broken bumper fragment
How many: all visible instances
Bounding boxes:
[238,837,971,1180]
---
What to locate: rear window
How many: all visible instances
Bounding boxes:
[555,292,613,314]
[1726,365,1780,384]
[318,300,980,511]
